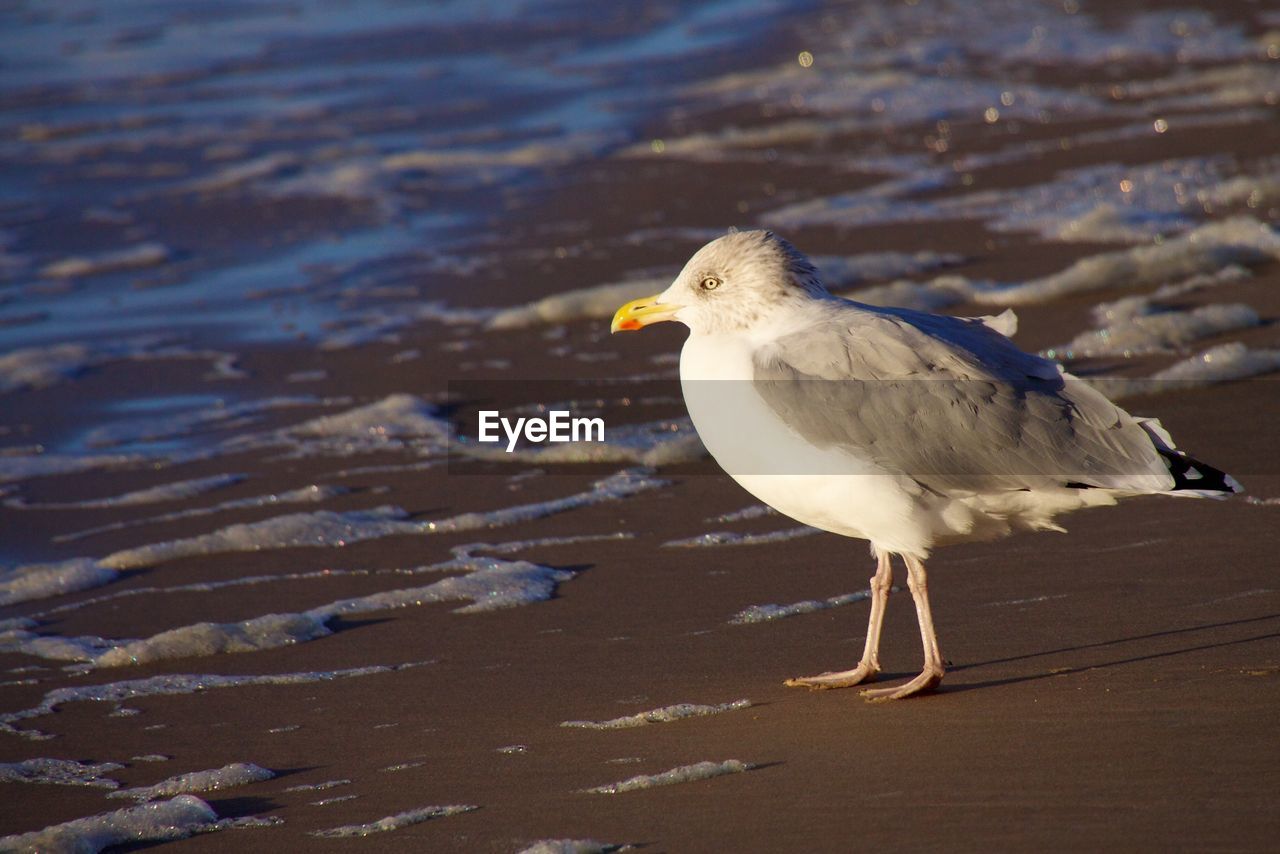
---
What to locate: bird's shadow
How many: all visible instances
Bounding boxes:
[947,611,1280,693]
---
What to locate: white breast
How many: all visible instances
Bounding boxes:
[678,332,937,555]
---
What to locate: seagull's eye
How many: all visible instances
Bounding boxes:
[699,275,722,291]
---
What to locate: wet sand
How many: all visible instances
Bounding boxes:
[3,1,1280,851]
[3,272,1277,852]
[5,318,1280,848]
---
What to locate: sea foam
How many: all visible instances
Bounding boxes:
[0,795,221,852]
[561,700,751,730]
[97,469,661,570]
[1050,303,1259,359]
[731,590,876,625]
[108,763,275,802]
[0,758,123,789]
[974,217,1280,305]
[583,760,754,794]
[0,559,118,607]
[6,474,245,510]
[1,661,430,739]
[310,804,477,838]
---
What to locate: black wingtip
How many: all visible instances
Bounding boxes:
[1158,447,1241,494]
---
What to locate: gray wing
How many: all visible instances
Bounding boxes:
[751,302,1173,495]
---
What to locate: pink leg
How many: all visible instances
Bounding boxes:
[860,553,945,701]
[785,549,893,690]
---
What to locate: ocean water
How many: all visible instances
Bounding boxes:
[2,0,1279,847]
[0,0,796,350]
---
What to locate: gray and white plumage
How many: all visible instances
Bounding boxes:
[612,229,1239,700]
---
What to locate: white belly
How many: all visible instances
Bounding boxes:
[678,333,936,554]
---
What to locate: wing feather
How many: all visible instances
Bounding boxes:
[751,301,1172,495]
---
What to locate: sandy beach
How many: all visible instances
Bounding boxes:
[2,1,1279,851]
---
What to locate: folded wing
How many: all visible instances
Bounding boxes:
[750,301,1175,496]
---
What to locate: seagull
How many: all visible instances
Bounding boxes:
[611,230,1240,701]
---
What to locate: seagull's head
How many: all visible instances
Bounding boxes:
[611,230,828,336]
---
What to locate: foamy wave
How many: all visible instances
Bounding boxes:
[583,760,754,795]
[317,557,575,617]
[55,485,346,544]
[1049,303,1259,359]
[0,472,660,614]
[39,243,170,279]
[288,394,447,440]
[518,840,622,854]
[0,452,143,485]
[98,469,661,570]
[562,699,750,730]
[975,217,1280,305]
[0,758,123,789]
[1093,343,1280,400]
[486,278,669,330]
[109,763,274,802]
[6,474,245,510]
[1,662,431,738]
[665,527,818,548]
[310,804,476,838]
[0,795,223,852]
[4,543,620,668]
[0,559,118,607]
[97,614,332,668]
[731,590,875,624]
[765,158,1235,242]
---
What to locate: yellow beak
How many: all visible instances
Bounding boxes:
[610,295,679,333]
